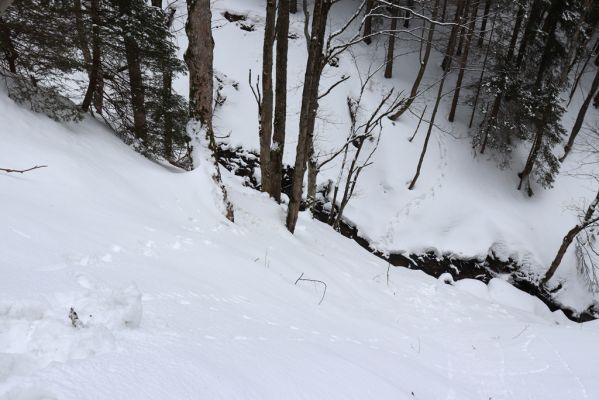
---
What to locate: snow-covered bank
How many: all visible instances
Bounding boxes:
[2,79,599,399]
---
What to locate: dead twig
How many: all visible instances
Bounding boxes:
[295,272,327,305]
[0,165,47,174]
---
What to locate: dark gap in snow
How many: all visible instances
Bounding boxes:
[217,145,598,323]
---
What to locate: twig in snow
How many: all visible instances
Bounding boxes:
[294,272,327,305]
[0,165,47,174]
[512,325,529,339]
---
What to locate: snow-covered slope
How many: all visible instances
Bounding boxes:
[2,80,599,399]
[175,0,599,311]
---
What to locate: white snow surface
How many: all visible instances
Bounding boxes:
[2,73,599,400]
[2,0,599,398]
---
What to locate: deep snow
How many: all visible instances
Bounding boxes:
[2,0,599,398]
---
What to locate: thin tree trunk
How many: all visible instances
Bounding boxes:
[409,105,427,142]
[448,0,479,122]
[73,0,92,72]
[455,1,470,57]
[271,0,290,202]
[561,67,599,161]
[469,6,496,128]
[363,0,374,44]
[118,0,147,143]
[389,0,439,120]
[290,0,297,13]
[543,189,599,284]
[185,0,234,222]
[441,0,466,71]
[0,16,17,73]
[404,0,414,28]
[259,0,277,195]
[479,2,523,151]
[81,0,101,113]
[384,3,399,79]
[286,0,331,233]
[515,0,544,70]
[477,0,490,47]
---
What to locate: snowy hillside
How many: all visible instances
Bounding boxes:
[178,0,599,312]
[3,0,599,398]
[2,65,599,399]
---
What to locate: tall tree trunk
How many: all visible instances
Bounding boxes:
[118,0,147,143]
[259,0,277,195]
[448,0,479,122]
[290,0,297,13]
[0,16,17,73]
[363,0,374,44]
[561,67,599,161]
[543,189,599,284]
[515,0,544,70]
[286,0,331,233]
[518,0,562,194]
[404,0,414,28]
[81,0,101,113]
[389,0,439,120]
[185,0,234,222]
[74,0,92,72]
[477,0,491,47]
[384,2,399,79]
[479,1,523,152]
[409,14,455,189]
[441,0,466,71]
[271,0,290,202]
[455,1,470,57]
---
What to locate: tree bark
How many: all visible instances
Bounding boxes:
[389,0,439,120]
[271,0,290,202]
[286,0,331,233]
[441,0,466,71]
[543,189,599,284]
[117,0,147,143]
[477,0,491,47]
[81,0,102,113]
[259,0,277,195]
[403,0,414,28]
[363,0,374,44]
[561,67,599,161]
[384,3,399,79]
[290,0,297,13]
[185,0,234,222]
[515,0,544,70]
[448,0,479,122]
[74,0,92,71]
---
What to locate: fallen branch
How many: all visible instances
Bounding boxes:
[0,165,47,174]
[295,272,327,305]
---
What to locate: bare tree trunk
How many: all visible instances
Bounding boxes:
[118,0,147,143]
[448,0,479,122]
[81,0,101,113]
[74,0,92,72]
[403,0,414,28]
[286,0,331,233]
[290,0,297,13]
[561,67,599,161]
[259,0,277,195]
[477,0,491,47]
[185,0,234,222]
[543,189,599,284]
[389,0,439,120]
[271,0,290,202]
[455,1,470,57]
[469,6,496,128]
[384,2,399,79]
[0,16,17,73]
[441,0,466,71]
[363,0,374,44]
[0,0,14,15]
